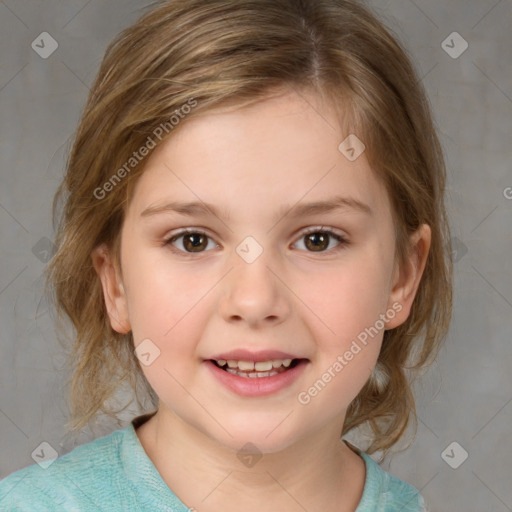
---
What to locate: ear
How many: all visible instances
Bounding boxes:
[385,223,431,330]
[91,243,131,334]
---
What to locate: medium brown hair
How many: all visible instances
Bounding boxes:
[47,0,452,455]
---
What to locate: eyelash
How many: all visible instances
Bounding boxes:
[164,226,349,257]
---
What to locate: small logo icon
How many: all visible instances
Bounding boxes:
[237,442,263,468]
[503,187,512,200]
[441,441,468,469]
[338,134,366,162]
[31,441,58,469]
[32,237,57,263]
[447,236,468,263]
[31,32,59,59]
[441,32,468,59]
[236,236,263,264]
[135,338,161,366]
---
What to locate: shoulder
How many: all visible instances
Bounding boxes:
[0,427,127,512]
[356,451,426,512]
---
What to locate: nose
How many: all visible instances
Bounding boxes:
[218,248,291,328]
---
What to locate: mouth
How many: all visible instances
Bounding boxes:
[210,358,302,378]
[205,357,309,397]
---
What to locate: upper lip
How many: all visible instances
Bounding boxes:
[208,349,305,362]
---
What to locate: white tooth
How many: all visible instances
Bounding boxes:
[216,359,227,366]
[224,368,279,378]
[255,361,273,371]
[283,359,292,367]
[272,360,283,368]
[238,360,255,371]
[227,360,238,368]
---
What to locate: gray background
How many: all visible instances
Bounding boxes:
[0,1,511,511]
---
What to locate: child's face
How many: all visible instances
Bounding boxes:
[96,88,426,452]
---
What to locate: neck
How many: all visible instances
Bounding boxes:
[135,407,366,512]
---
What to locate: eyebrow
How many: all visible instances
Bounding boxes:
[140,195,373,222]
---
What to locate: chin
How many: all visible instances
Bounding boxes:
[202,415,305,455]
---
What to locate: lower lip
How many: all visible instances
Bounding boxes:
[205,359,308,397]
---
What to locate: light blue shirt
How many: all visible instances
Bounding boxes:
[0,415,425,511]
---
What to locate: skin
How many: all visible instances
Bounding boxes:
[93,88,430,512]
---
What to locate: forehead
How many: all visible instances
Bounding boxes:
[126,89,392,224]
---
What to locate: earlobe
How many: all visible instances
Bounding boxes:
[91,243,131,334]
[385,224,431,330]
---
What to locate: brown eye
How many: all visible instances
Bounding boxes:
[182,233,208,252]
[304,232,330,252]
[294,228,348,253]
[167,230,217,254]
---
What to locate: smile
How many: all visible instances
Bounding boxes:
[206,357,308,397]
[212,358,297,378]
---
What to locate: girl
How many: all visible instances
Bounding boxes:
[0,0,452,510]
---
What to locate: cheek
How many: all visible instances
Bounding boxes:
[296,342,379,423]
[124,260,213,401]
[295,261,387,411]
[123,246,208,339]
[295,251,392,343]
[291,252,389,405]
